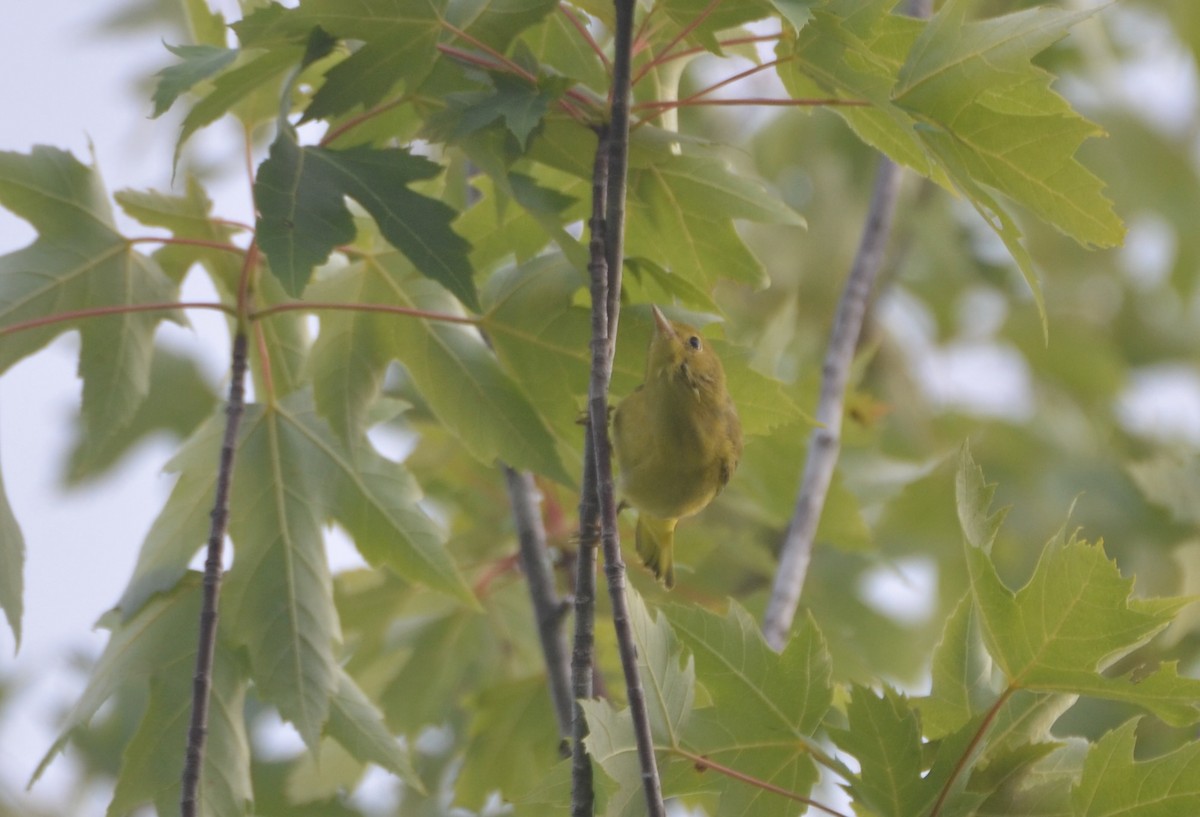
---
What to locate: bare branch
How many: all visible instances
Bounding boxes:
[503,467,573,747]
[180,330,250,817]
[761,0,930,652]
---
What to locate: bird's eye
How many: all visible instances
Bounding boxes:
[688,336,702,351]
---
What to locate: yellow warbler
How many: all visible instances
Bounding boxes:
[613,306,742,588]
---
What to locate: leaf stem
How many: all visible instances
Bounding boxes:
[633,96,869,113]
[128,236,246,255]
[436,30,593,123]
[672,746,853,817]
[559,5,611,72]
[319,96,411,147]
[929,687,1016,817]
[0,301,235,338]
[249,300,479,325]
[503,467,573,750]
[180,330,249,817]
[630,0,721,88]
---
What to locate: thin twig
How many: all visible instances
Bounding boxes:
[0,301,236,338]
[250,300,479,325]
[928,687,1015,817]
[503,467,573,749]
[587,0,666,813]
[569,124,609,817]
[673,747,853,817]
[320,96,410,147]
[631,0,721,88]
[633,96,869,113]
[761,0,928,652]
[559,5,611,72]
[180,331,249,817]
[128,236,246,255]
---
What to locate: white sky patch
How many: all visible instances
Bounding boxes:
[1119,215,1177,290]
[1115,364,1200,445]
[858,556,939,626]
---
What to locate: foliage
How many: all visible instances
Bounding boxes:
[1,0,1198,816]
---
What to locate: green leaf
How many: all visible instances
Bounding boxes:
[65,346,218,484]
[325,668,422,788]
[894,0,1122,249]
[309,252,571,482]
[669,602,831,738]
[446,0,559,50]
[151,43,238,118]
[623,153,805,292]
[956,441,1008,553]
[480,253,594,440]
[920,594,994,740]
[175,46,304,163]
[107,585,252,817]
[34,576,250,817]
[629,587,695,745]
[110,410,225,621]
[220,400,340,749]
[1072,718,1200,817]
[448,73,568,148]
[457,676,563,808]
[959,453,1200,726]
[668,604,831,815]
[281,395,475,606]
[0,147,180,447]
[1127,452,1200,526]
[0,448,24,648]
[255,137,476,309]
[830,685,939,817]
[299,0,443,122]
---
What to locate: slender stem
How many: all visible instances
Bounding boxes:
[762,157,902,652]
[504,467,574,751]
[0,301,236,338]
[630,0,720,88]
[180,330,250,817]
[672,746,853,817]
[643,33,780,71]
[634,96,869,113]
[589,2,666,814]
[128,236,246,255]
[434,42,593,122]
[249,300,479,325]
[928,687,1015,817]
[320,96,410,147]
[559,4,611,72]
[569,126,609,817]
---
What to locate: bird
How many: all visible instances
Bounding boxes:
[612,305,742,588]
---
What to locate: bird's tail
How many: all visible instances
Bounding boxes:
[635,515,678,589]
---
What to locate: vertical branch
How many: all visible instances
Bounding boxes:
[180,330,249,817]
[586,0,667,814]
[570,434,600,817]
[761,0,929,652]
[503,466,573,747]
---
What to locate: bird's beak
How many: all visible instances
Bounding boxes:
[651,305,675,339]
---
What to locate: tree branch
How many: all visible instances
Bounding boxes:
[180,330,249,817]
[584,0,667,813]
[762,158,903,651]
[672,746,853,817]
[761,0,928,652]
[569,432,601,817]
[503,466,573,750]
